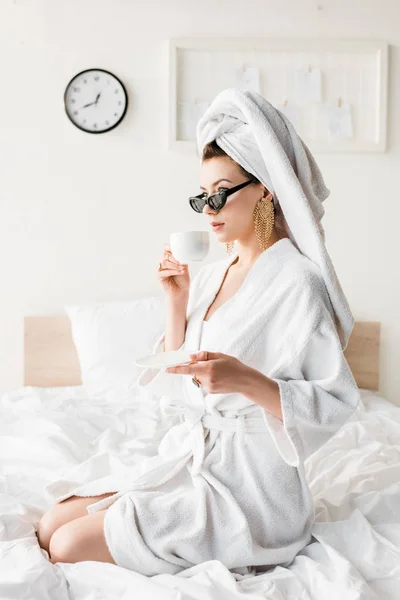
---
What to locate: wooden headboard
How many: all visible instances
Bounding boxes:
[24,317,381,391]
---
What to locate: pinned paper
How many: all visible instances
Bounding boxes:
[235,66,261,93]
[326,101,354,139]
[296,66,322,104]
[278,101,302,131]
[178,101,210,140]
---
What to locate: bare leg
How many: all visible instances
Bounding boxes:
[49,510,116,565]
[37,492,116,554]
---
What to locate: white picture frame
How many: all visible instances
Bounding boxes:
[168,37,388,154]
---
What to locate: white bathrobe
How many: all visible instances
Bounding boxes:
[44,237,360,576]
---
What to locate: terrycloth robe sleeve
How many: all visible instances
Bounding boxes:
[261,284,360,468]
[136,329,187,399]
[136,265,206,398]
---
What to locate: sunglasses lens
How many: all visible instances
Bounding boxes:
[189,197,205,213]
[209,191,225,211]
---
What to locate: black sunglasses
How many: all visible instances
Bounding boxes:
[189,179,256,213]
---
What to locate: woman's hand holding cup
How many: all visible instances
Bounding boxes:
[157,243,190,300]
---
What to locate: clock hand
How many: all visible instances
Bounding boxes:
[82,92,101,109]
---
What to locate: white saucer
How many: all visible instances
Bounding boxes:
[134,350,194,368]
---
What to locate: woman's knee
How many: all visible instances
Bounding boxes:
[37,493,116,556]
[37,506,65,552]
[37,493,115,551]
[37,496,87,552]
[48,511,113,565]
[48,521,78,564]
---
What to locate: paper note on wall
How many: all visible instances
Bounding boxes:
[278,103,302,131]
[296,67,322,104]
[326,102,354,139]
[178,101,210,140]
[235,67,261,93]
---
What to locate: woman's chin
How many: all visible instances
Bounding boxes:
[213,226,232,241]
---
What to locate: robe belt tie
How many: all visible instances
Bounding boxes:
[160,402,268,477]
[84,403,268,513]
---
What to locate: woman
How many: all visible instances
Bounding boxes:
[37,88,360,575]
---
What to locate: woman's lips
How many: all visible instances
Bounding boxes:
[211,223,225,231]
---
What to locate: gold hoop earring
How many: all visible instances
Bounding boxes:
[253,197,275,251]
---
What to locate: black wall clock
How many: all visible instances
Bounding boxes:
[64,68,128,133]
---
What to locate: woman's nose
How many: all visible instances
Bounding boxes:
[202,204,217,216]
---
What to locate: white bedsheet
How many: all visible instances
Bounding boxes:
[0,384,399,599]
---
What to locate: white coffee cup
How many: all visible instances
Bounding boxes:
[169,231,210,263]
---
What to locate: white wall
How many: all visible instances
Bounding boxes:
[0,0,399,402]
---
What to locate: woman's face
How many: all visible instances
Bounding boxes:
[199,156,271,244]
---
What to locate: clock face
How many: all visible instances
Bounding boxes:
[64,68,128,133]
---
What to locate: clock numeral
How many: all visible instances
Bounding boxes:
[118,101,122,105]
[114,89,119,94]
[83,79,87,84]
[73,87,80,92]
[94,76,100,81]
[83,119,87,124]
[114,112,118,117]
[105,121,109,125]
[74,110,78,115]
[93,123,97,128]
[71,99,76,104]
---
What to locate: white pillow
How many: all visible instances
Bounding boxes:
[65,295,166,400]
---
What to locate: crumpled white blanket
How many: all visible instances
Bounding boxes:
[0,384,399,599]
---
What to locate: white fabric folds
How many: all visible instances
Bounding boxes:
[196,87,353,350]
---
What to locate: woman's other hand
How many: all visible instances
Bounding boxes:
[165,351,250,394]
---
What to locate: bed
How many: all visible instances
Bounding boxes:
[1,316,399,599]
